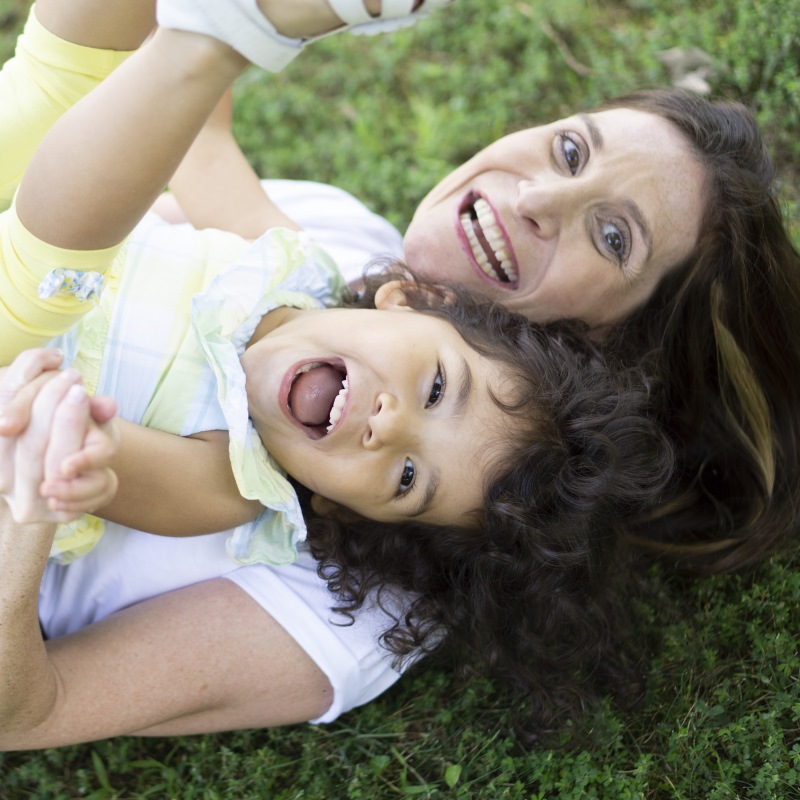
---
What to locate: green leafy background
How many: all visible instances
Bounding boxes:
[0,0,798,797]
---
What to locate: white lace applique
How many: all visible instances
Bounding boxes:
[38,268,104,303]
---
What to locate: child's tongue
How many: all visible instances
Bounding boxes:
[290,365,343,426]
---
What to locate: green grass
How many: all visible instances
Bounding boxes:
[1,1,799,797]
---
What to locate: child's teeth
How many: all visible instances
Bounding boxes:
[326,377,349,433]
[297,361,324,374]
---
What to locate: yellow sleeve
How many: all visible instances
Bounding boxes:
[0,203,122,365]
[0,7,134,365]
[0,7,133,210]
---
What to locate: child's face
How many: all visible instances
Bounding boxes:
[241,286,515,526]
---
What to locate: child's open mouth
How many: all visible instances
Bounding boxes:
[286,360,349,440]
[458,192,519,286]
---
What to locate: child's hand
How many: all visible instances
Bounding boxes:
[39,390,120,522]
[0,350,119,524]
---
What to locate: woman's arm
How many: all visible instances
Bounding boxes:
[0,364,331,750]
[1,577,332,750]
[159,88,302,240]
[0,369,92,737]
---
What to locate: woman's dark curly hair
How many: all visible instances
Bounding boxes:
[599,90,800,575]
[303,268,675,739]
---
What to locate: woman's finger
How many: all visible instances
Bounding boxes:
[0,348,63,406]
[13,370,83,516]
[0,371,63,498]
[0,349,63,436]
[44,383,91,481]
[0,371,61,435]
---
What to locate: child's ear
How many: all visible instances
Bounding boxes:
[374,280,456,311]
[310,493,363,523]
[373,280,414,311]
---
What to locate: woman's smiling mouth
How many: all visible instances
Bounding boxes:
[457,192,519,286]
[283,359,349,440]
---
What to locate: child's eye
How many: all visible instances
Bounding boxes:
[426,365,445,408]
[399,458,416,494]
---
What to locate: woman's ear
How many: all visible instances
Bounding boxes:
[310,493,363,523]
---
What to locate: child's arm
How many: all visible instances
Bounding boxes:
[1,356,260,535]
[158,88,302,240]
[99,422,262,535]
[0,353,260,535]
[35,0,156,52]
[14,29,249,252]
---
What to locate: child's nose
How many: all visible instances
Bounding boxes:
[363,393,405,450]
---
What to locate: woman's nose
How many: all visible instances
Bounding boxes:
[515,179,574,240]
[363,393,405,450]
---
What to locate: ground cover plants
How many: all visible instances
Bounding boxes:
[0,0,798,797]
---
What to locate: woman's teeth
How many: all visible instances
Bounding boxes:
[460,197,517,283]
[326,377,349,433]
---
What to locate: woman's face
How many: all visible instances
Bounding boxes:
[404,108,707,327]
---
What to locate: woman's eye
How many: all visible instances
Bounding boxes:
[560,134,582,175]
[426,366,445,408]
[399,458,416,494]
[601,221,630,262]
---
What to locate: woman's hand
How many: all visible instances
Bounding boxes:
[0,349,119,524]
[0,349,116,435]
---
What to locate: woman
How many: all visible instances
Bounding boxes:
[0,0,797,749]
[153,3,800,575]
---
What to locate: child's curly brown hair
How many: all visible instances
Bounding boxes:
[303,268,674,740]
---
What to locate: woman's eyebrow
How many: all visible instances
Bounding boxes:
[576,112,655,266]
[578,113,603,151]
[622,198,654,263]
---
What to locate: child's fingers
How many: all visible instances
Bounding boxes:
[58,417,119,479]
[44,383,90,481]
[43,468,119,514]
[89,394,118,425]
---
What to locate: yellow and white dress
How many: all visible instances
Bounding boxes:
[50,218,344,564]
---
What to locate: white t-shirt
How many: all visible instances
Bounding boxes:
[38,180,406,723]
